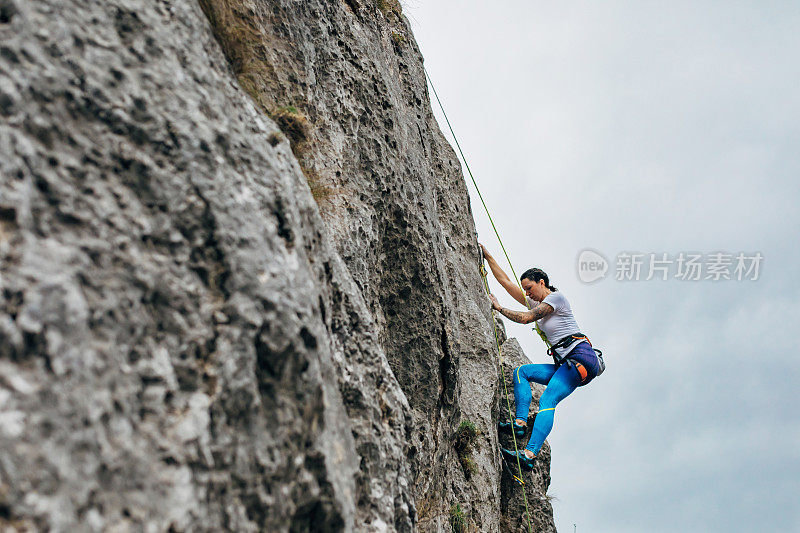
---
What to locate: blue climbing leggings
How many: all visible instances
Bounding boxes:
[513,342,598,454]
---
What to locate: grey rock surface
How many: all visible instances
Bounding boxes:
[0,0,557,531]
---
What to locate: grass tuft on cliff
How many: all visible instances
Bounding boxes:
[375,0,402,17]
[459,455,477,478]
[197,3,336,206]
[391,31,406,47]
[453,420,477,451]
[267,107,333,204]
[196,0,269,106]
[302,167,334,203]
[270,106,309,158]
[453,420,478,479]
[450,503,466,533]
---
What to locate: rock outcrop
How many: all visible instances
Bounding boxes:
[0,0,556,531]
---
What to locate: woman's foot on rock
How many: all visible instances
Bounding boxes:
[501,448,537,471]
[498,420,526,438]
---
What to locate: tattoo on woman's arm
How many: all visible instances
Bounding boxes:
[498,303,553,324]
[498,307,535,324]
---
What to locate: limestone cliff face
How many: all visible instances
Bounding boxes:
[0,0,556,531]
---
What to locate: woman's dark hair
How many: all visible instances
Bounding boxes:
[520,268,557,292]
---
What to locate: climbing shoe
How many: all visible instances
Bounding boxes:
[501,448,536,471]
[498,420,527,438]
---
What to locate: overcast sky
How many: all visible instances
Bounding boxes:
[403,2,800,531]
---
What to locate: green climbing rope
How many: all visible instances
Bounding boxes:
[480,265,536,532]
[423,68,553,347]
[425,67,536,533]
[424,68,519,282]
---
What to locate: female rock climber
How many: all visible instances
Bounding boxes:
[481,245,603,470]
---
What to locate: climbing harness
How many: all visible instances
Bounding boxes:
[547,333,606,377]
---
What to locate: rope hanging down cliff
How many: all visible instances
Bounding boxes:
[423,68,551,346]
[424,67,535,533]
